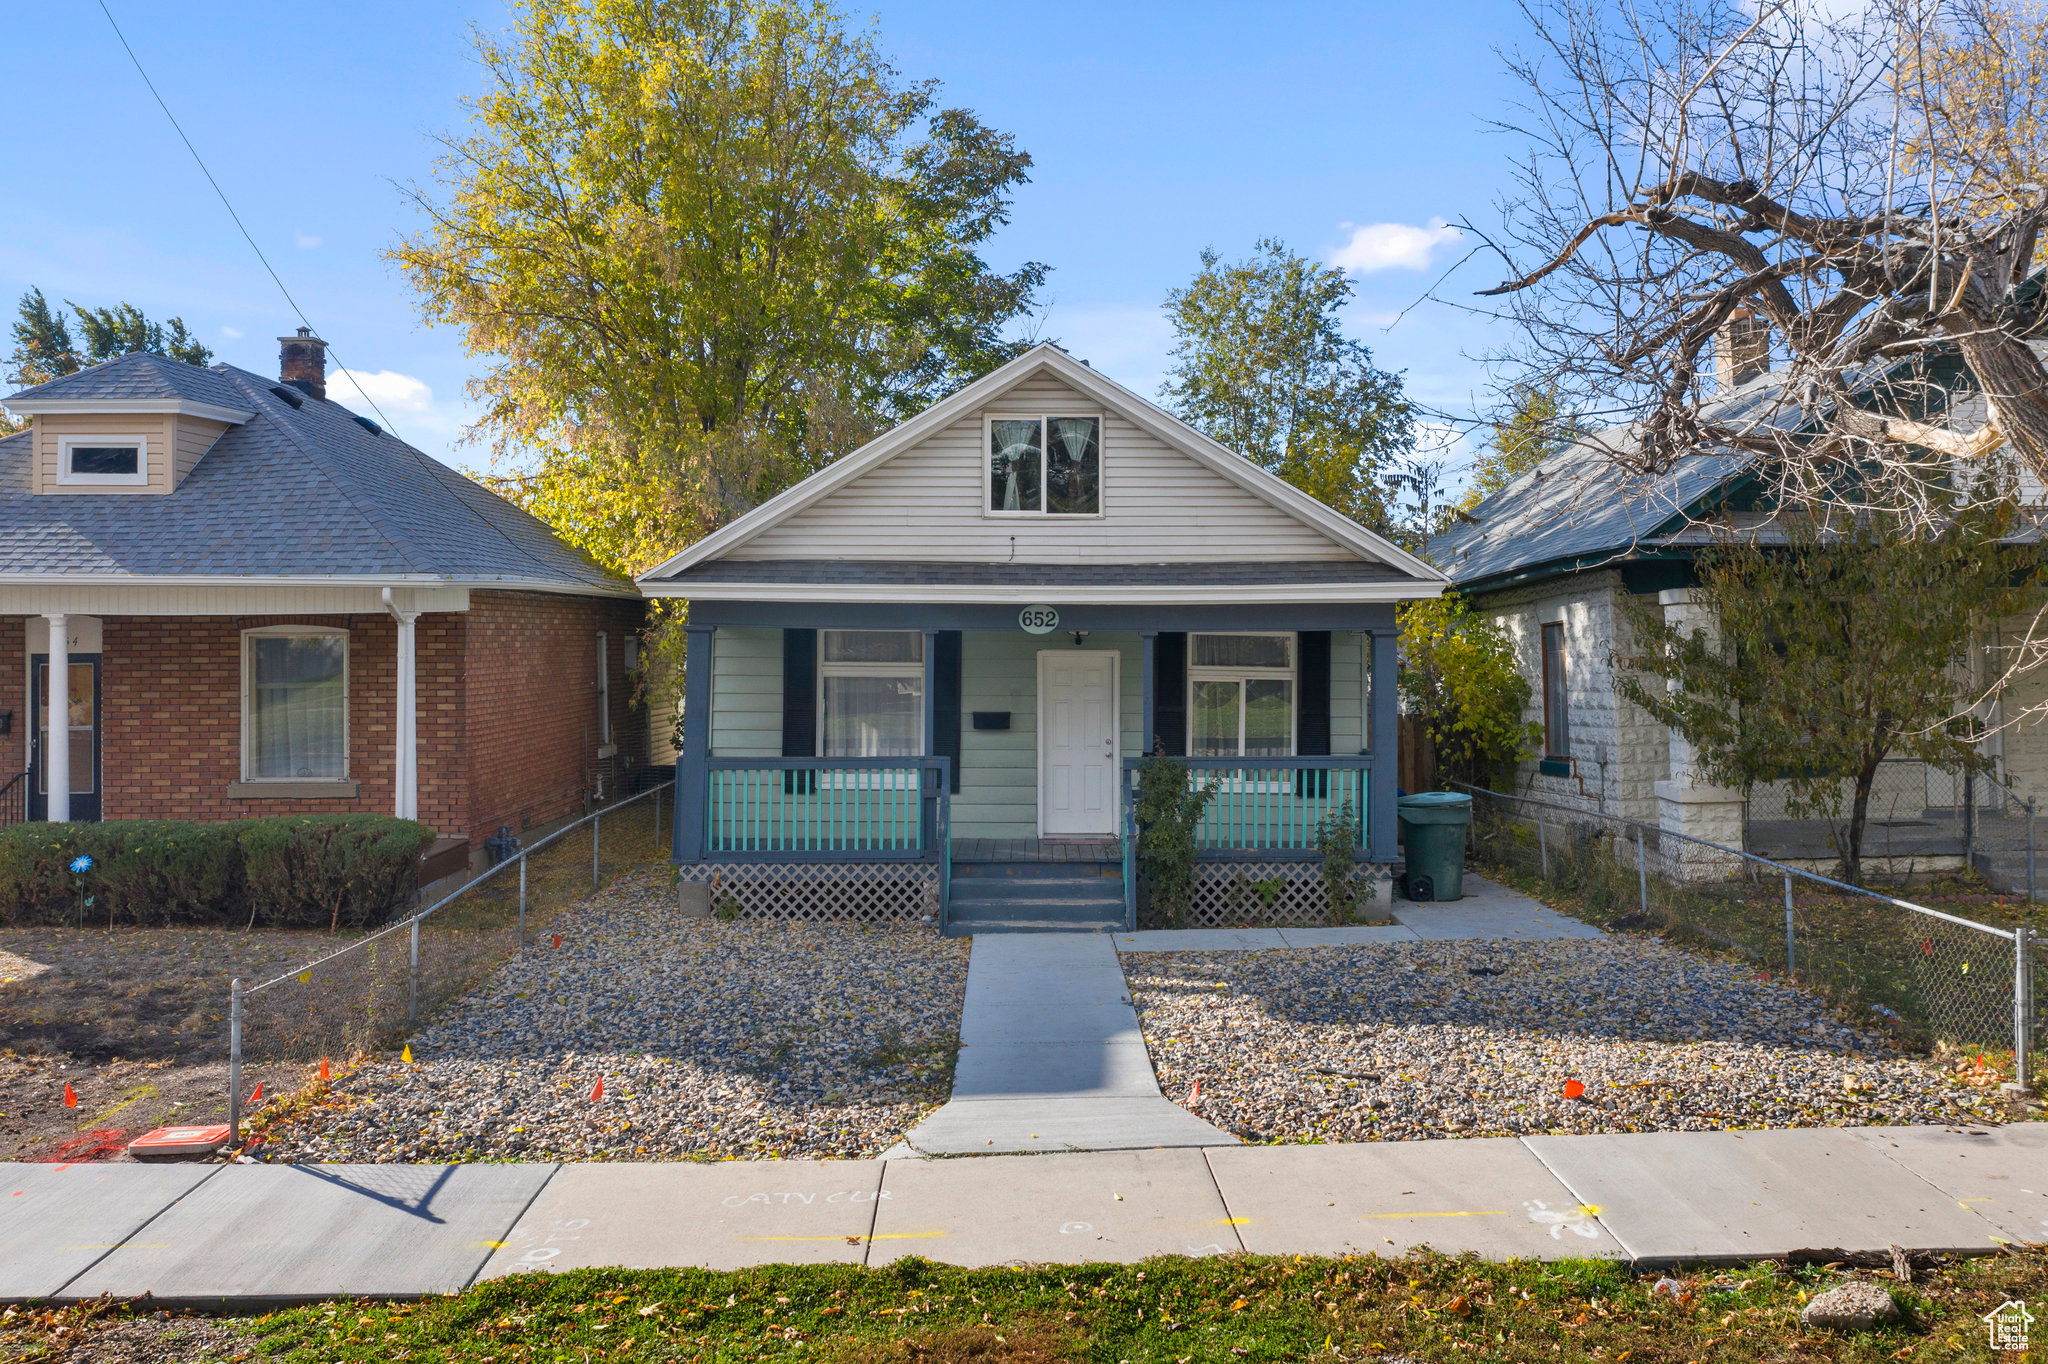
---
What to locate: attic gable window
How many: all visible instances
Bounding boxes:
[988,415,1100,515]
[58,436,147,487]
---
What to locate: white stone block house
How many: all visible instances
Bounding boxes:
[1427,373,2048,886]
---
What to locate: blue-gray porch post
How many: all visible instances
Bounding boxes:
[1368,626,1399,863]
[922,629,940,852]
[674,625,714,862]
[1140,631,1157,756]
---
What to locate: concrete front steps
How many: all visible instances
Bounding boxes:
[946,861,1125,935]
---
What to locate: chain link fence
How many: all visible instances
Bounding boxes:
[1742,758,2039,898]
[1459,783,2041,1091]
[227,781,673,1139]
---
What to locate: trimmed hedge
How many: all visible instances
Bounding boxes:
[0,816,435,930]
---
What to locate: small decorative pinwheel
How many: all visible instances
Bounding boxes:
[69,854,93,875]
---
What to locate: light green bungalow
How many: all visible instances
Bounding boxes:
[638,344,1447,933]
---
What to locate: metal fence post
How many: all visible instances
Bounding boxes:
[2017,927,2034,1093]
[593,808,602,890]
[517,853,527,947]
[1783,874,1795,977]
[407,917,419,1023]
[2028,798,2037,905]
[228,977,243,1147]
[1635,826,1648,914]
[1538,818,1549,880]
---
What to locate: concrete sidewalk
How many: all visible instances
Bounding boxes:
[1113,875,1603,952]
[5,1124,2042,1305]
[898,933,1238,1155]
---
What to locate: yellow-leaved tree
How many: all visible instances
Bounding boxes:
[391,0,1047,715]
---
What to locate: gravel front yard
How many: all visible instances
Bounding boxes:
[1127,936,2003,1144]
[253,875,969,1162]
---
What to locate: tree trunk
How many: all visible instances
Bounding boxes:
[1843,756,1882,887]
[1953,329,2048,483]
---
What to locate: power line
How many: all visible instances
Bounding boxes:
[92,0,403,440]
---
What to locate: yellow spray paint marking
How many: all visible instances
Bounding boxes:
[84,1083,158,1128]
[1218,1218,1253,1226]
[1577,1205,1602,1216]
[477,1241,509,1249]
[733,1231,947,1243]
[1359,1210,1509,1220]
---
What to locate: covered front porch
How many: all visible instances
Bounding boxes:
[668,602,1401,932]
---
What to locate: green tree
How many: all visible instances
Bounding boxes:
[1398,594,1539,789]
[7,288,212,391]
[1616,509,2042,884]
[1159,239,1414,538]
[393,0,1046,579]
[1459,383,1567,510]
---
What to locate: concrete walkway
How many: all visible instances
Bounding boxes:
[1114,874,1604,952]
[5,1124,2042,1303]
[898,933,1237,1155]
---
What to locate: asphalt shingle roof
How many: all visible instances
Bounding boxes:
[0,353,628,592]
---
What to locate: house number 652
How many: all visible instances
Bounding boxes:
[1018,605,1059,634]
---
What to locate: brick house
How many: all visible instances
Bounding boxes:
[0,332,649,878]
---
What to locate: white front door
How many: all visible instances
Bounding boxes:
[1039,650,1119,836]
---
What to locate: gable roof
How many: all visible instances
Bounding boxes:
[639,343,1447,600]
[0,355,631,594]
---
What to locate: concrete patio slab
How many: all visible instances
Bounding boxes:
[1205,1139,1625,1260]
[1277,925,1423,948]
[480,1160,884,1277]
[1525,1130,2004,1263]
[1849,1124,2048,1248]
[1115,929,1292,952]
[65,1163,557,1307]
[951,1038,1162,1098]
[0,1162,219,1303]
[870,1148,1241,1267]
[902,1096,1241,1155]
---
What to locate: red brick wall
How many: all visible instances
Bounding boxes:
[96,613,470,825]
[10,594,644,841]
[462,590,648,845]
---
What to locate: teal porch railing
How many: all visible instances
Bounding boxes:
[704,757,951,859]
[1118,755,1375,927]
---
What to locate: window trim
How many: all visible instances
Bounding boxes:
[816,629,927,758]
[597,631,612,746]
[982,412,1106,520]
[57,434,149,487]
[239,624,351,783]
[1186,631,1297,758]
[1540,621,1570,761]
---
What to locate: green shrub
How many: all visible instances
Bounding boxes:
[0,816,433,930]
[1135,751,1218,930]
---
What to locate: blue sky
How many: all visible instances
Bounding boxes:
[5,0,1529,480]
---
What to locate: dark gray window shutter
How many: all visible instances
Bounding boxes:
[1296,630,1332,796]
[934,631,963,793]
[782,629,817,791]
[1155,632,1187,756]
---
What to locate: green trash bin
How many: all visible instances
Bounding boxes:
[1398,791,1472,902]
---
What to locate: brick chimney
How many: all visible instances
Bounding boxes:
[1714,309,1772,393]
[278,327,328,401]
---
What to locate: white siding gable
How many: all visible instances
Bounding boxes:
[730,373,1359,563]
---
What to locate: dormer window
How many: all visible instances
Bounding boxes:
[58,435,148,487]
[988,414,1100,515]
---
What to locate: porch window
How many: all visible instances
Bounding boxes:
[242,627,348,780]
[820,630,924,757]
[1188,633,1294,758]
[988,415,1100,515]
[1541,622,1570,759]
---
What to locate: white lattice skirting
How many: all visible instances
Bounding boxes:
[1190,862,1341,927]
[681,861,940,922]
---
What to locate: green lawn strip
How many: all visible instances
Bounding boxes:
[9,1250,2040,1362]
